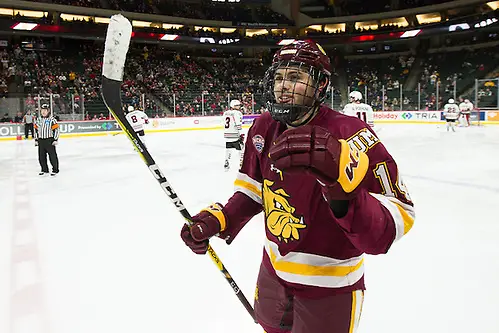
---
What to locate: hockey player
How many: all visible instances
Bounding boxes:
[223,99,244,171]
[180,40,415,333]
[125,105,149,147]
[444,98,460,132]
[459,98,473,127]
[343,90,374,129]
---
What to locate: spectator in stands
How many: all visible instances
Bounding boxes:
[0,113,11,122]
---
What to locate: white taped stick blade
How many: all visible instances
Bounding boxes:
[102,14,132,82]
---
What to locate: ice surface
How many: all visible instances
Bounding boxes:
[1,123,498,333]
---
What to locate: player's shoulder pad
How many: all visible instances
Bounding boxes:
[246,112,275,138]
[251,111,275,129]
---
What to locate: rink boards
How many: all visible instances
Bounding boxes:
[0,111,498,141]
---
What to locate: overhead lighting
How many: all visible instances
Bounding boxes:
[474,17,498,28]
[160,34,179,41]
[277,39,296,46]
[11,22,38,31]
[400,29,421,38]
[218,38,240,44]
[449,23,470,32]
[200,37,216,43]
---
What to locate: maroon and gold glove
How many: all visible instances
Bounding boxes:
[180,203,227,254]
[269,125,369,201]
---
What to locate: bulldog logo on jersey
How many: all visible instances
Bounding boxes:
[252,134,265,153]
[263,179,305,243]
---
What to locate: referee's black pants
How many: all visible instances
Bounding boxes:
[24,123,34,139]
[38,138,59,173]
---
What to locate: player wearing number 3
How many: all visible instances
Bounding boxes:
[125,105,149,147]
[343,91,375,130]
[181,40,415,333]
[223,99,244,171]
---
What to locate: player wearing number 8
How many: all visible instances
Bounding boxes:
[125,105,149,147]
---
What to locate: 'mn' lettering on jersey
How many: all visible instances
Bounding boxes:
[223,109,243,142]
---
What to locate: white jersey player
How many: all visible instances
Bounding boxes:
[459,99,473,127]
[443,98,460,132]
[343,91,375,129]
[125,105,149,146]
[223,99,244,171]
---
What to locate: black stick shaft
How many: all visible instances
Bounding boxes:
[101,76,256,322]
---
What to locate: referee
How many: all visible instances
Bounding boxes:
[23,111,35,139]
[34,106,60,176]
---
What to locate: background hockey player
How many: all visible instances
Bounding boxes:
[444,98,460,132]
[459,98,473,127]
[125,105,149,147]
[180,40,415,333]
[343,91,374,129]
[222,99,244,171]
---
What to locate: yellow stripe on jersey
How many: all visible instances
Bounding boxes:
[349,290,364,333]
[265,240,364,288]
[349,291,357,333]
[268,246,364,277]
[234,172,262,204]
[395,202,415,235]
[369,193,415,241]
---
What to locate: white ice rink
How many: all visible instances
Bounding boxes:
[1,123,499,333]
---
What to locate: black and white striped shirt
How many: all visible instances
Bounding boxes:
[34,117,59,140]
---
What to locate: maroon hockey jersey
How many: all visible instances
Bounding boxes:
[222,105,415,298]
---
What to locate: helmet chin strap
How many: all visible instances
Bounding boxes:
[285,104,320,127]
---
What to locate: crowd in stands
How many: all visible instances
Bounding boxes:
[0,33,498,122]
[302,0,455,18]
[344,46,499,111]
[45,0,292,24]
[0,39,271,119]
[346,55,415,111]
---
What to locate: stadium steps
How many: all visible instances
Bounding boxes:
[404,55,424,92]
[460,62,499,100]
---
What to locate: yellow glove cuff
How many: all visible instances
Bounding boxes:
[201,203,227,232]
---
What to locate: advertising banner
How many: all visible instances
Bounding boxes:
[242,114,260,125]
[374,111,442,122]
[486,110,499,121]
[0,120,119,137]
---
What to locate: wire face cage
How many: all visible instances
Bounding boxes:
[264,60,329,125]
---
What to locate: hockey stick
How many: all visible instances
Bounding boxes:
[100,14,256,323]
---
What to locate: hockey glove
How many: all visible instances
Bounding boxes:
[180,203,227,255]
[269,125,369,201]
